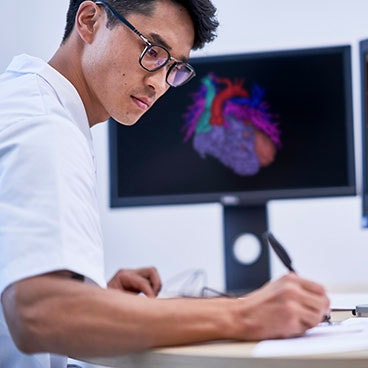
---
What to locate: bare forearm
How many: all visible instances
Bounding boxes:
[2,275,236,357]
[2,273,330,357]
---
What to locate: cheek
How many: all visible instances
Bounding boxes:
[84,50,126,96]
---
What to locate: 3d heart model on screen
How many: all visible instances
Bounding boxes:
[182,73,282,176]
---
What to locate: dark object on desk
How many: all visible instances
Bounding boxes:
[353,304,368,317]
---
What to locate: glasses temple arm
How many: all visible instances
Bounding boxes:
[94,1,147,40]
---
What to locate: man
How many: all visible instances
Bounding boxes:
[0,1,330,367]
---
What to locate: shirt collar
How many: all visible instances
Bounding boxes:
[7,54,92,143]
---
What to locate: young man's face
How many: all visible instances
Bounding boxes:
[82,0,195,126]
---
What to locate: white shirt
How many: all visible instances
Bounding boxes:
[0,54,106,368]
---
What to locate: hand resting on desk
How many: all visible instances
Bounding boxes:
[107,267,162,297]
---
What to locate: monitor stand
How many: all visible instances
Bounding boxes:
[223,204,270,295]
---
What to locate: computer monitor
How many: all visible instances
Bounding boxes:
[360,39,368,228]
[109,45,355,292]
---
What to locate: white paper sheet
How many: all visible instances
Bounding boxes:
[252,318,368,357]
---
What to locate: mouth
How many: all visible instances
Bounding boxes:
[131,95,152,111]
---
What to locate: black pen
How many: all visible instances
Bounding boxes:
[262,231,296,273]
[262,231,331,323]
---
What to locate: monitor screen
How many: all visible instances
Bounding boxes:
[109,45,355,208]
[360,39,368,228]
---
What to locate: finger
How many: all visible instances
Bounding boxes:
[107,272,126,291]
[107,270,152,294]
[137,267,162,295]
[290,283,330,321]
[296,275,327,296]
[128,276,157,298]
[279,300,324,336]
[295,279,330,315]
[274,274,330,318]
[305,289,329,311]
[299,305,326,330]
[282,274,329,308]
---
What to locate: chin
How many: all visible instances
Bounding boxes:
[113,115,140,127]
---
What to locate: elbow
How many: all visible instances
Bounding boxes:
[10,331,38,355]
[3,310,42,354]
[9,323,40,355]
[1,283,46,354]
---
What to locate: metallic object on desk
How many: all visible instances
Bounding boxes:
[353,304,368,317]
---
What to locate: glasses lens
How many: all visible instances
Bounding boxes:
[141,45,170,71]
[167,63,195,87]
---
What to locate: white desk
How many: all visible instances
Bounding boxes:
[82,311,368,368]
[85,344,368,368]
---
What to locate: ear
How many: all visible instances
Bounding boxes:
[75,1,103,44]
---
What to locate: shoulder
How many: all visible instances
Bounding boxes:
[0,55,89,141]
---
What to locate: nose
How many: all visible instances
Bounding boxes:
[144,67,170,94]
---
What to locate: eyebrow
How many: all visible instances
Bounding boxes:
[148,32,189,63]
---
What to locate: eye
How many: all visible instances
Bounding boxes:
[147,47,159,59]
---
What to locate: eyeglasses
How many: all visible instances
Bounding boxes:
[94,1,196,87]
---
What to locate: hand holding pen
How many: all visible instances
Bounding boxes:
[262,231,331,323]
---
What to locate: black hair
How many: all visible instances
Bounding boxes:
[62,0,218,50]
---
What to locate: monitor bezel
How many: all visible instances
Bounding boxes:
[360,39,368,227]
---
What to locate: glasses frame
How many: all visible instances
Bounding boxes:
[94,0,196,87]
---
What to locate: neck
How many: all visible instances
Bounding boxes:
[48,41,109,127]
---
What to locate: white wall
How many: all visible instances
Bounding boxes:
[2,0,368,297]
